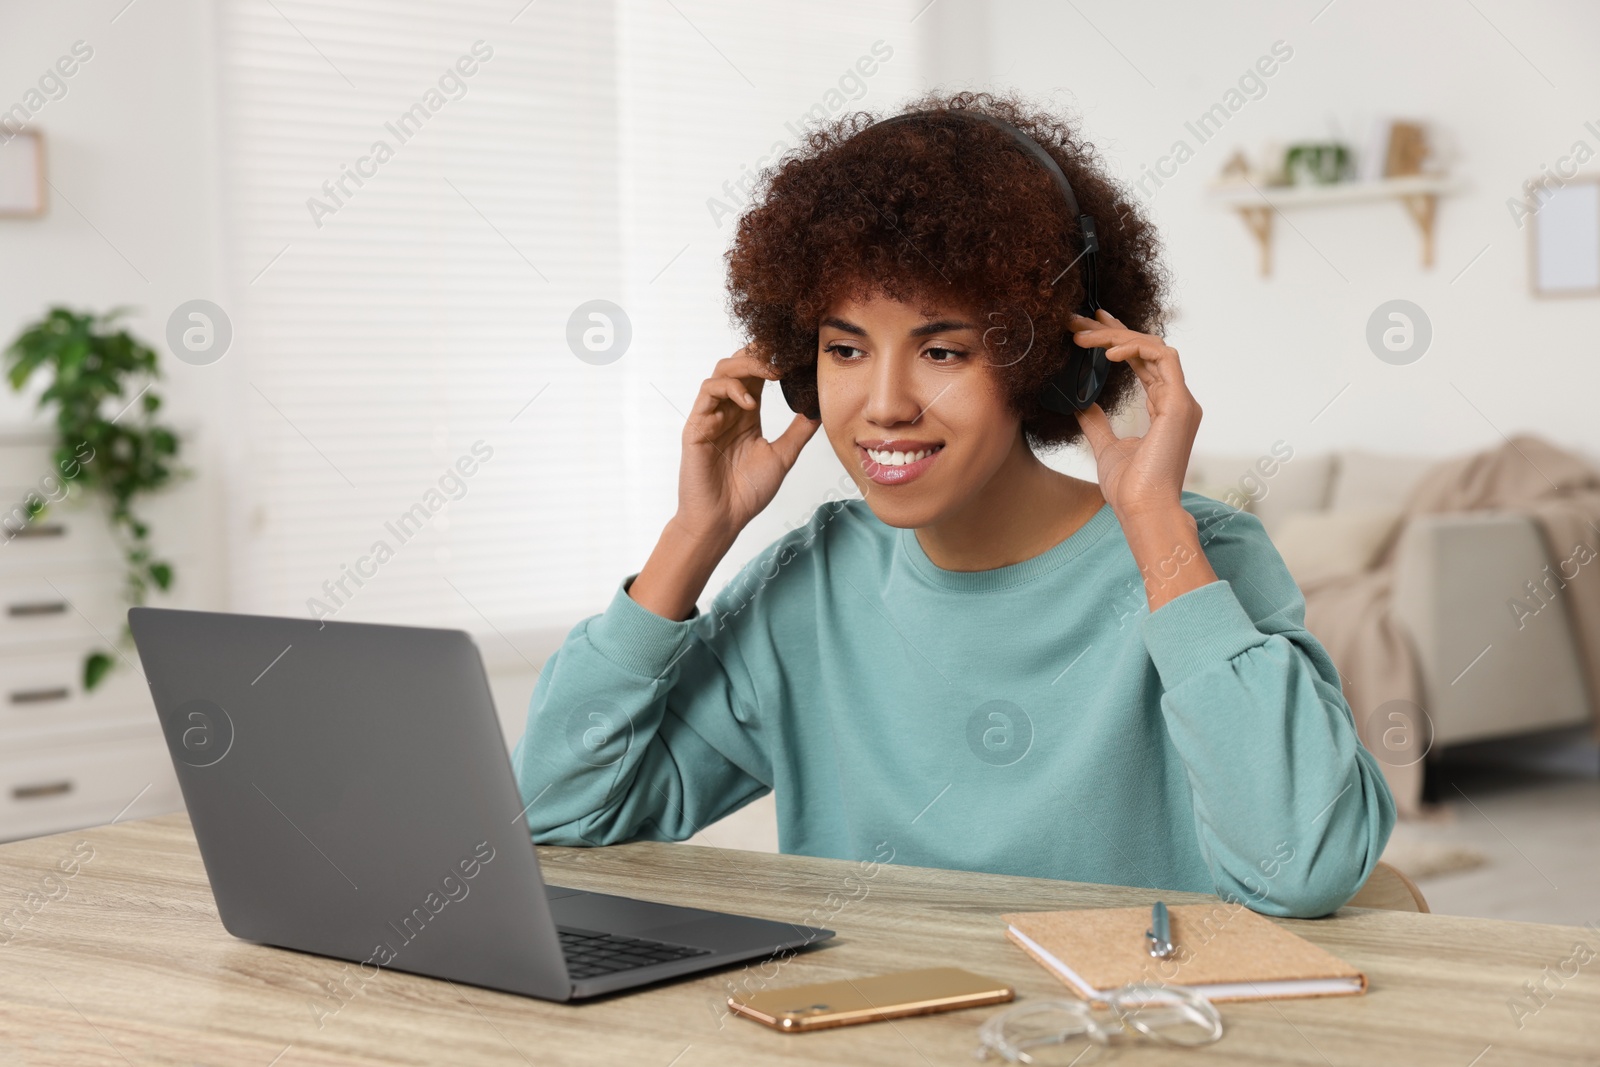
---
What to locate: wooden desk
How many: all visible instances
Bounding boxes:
[0,813,1594,1065]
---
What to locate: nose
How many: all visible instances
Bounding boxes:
[861,349,927,428]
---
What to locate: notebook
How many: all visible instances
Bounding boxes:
[1002,903,1367,1004]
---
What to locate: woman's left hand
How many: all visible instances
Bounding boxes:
[1069,309,1202,521]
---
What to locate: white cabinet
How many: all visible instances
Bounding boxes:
[0,430,190,842]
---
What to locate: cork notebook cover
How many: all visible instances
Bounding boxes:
[1002,903,1367,1004]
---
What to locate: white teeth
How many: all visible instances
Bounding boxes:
[866,446,940,466]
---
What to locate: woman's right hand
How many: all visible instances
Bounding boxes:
[675,346,821,547]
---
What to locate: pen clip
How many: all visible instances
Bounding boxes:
[1146,901,1173,959]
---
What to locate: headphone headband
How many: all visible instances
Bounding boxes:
[775,108,1111,420]
[870,110,1084,220]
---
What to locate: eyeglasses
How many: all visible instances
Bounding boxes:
[973,983,1224,1064]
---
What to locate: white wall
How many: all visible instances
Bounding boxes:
[0,0,230,608]
[614,4,929,601]
[9,0,1599,624]
[920,0,1600,466]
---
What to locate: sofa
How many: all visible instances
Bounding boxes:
[1183,448,1594,756]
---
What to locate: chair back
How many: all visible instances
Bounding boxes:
[1346,860,1429,912]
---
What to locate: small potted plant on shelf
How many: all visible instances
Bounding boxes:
[1283,142,1353,186]
[4,306,186,689]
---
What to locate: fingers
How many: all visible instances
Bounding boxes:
[695,374,759,417]
[1068,311,1142,340]
[699,347,784,414]
[1069,316,1136,356]
[1076,401,1118,455]
[1068,313,1186,392]
[1122,343,1188,399]
[1069,314,1152,351]
[769,410,823,469]
[1105,343,1158,393]
[718,347,782,380]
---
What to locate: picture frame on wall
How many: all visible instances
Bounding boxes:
[0,129,47,218]
[1530,176,1600,298]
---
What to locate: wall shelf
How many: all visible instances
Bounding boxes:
[1210,175,1461,276]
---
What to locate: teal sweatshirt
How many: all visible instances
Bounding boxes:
[510,492,1396,918]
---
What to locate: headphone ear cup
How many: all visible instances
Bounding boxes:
[1074,342,1111,410]
[778,361,821,420]
[1038,338,1110,415]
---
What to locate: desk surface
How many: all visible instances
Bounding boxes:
[0,813,1594,1066]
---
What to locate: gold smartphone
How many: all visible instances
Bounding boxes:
[727,967,1014,1032]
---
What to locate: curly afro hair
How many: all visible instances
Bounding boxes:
[724,89,1173,453]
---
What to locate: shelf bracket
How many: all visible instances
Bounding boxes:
[1234,205,1274,277]
[1398,192,1438,268]
[1227,187,1442,276]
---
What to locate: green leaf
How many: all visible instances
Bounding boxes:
[6,306,188,649]
[84,652,115,691]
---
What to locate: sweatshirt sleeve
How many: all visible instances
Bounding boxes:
[1137,495,1397,918]
[509,561,777,847]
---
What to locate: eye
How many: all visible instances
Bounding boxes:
[925,347,966,363]
[824,343,864,361]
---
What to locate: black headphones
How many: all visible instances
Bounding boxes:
[776,108,1110,421]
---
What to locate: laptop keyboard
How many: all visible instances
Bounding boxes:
[557,926,712,981]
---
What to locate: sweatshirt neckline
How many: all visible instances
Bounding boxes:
[898,502,1119,592]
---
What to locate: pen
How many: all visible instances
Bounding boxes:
[1146,901,1174,959]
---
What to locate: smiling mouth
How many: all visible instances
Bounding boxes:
[863,444,944,466]
[856,443,945,486]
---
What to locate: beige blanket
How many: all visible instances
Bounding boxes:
[1298,434,1600,816]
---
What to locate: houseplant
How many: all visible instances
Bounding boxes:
[4,306,185,689]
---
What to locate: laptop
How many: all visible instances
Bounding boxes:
[127,606,832,1002]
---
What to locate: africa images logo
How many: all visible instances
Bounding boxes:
[167,698,235,768]
[305,41,495,229]
[309,840,497,1028]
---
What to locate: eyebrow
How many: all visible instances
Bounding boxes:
[820,316,979,339]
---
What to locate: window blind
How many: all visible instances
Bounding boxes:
[218,0,919,645]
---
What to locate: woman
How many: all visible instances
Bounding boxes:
[511,91,1395,918]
